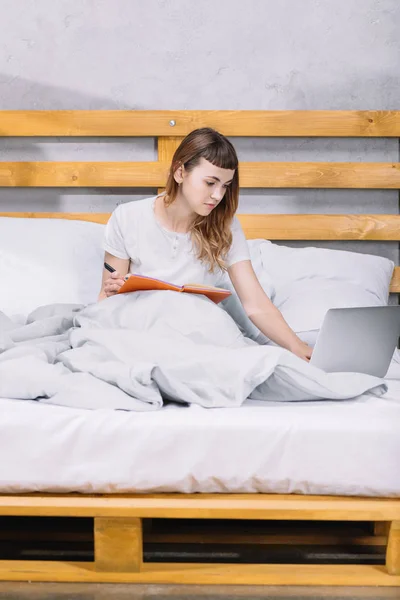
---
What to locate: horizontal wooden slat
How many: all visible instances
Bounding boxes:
[0,161,167,187]
[0,211,111,223]
[0,494,399,520]
[0,161,399,188]
[237,214,400,241]
[0,110,399,137]
[0,560,399,585]
[240,162,400,189]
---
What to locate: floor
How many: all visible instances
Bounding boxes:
[0,583,399,599]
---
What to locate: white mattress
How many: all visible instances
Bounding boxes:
[1,368,400,498]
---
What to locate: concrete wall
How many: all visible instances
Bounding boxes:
[0,0,399,261]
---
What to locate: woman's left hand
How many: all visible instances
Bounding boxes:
[290,341,313,362]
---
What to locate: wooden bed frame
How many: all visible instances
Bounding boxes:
[0,110,399,586]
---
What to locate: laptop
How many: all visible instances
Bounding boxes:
[310,306,400,377]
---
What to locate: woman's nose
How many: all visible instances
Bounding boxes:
[211,188,223,201]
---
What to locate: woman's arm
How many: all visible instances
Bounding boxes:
[98,252,130,301]
[228,260,312,361]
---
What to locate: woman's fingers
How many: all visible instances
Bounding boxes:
[105,275,126,296]
[106,279,125,287]
[107,283,123,292]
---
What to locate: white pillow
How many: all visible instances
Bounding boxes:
[0,218,105,317]
[258,241,395,346]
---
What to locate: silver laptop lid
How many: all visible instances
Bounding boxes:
[310,306,400,377]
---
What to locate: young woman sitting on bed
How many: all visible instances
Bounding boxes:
[98,128,313,362]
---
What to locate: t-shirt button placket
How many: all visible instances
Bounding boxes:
[172,237,178,258]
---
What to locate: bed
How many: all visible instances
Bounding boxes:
[0,109,399,585]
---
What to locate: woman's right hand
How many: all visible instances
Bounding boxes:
[104,272,129,297]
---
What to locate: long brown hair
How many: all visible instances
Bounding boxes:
[164,127,239,272]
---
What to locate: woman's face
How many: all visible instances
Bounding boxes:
[176,157,235,217]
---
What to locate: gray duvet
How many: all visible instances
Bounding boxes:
[0,291,388,410]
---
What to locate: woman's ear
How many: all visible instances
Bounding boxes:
[173,163,184,184]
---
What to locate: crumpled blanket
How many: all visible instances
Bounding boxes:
[0,291,388,410]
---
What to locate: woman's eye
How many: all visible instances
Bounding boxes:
[205,181,230,189]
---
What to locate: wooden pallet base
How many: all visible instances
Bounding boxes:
[0,493,399,586]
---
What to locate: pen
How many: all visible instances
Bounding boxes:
[104,262,116,273]
[104,262,130,281]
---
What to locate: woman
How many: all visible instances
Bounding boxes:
[99,127,312,362]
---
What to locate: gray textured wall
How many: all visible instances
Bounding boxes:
[0,0,399,262]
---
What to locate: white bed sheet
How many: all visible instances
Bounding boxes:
[1,372,400,498]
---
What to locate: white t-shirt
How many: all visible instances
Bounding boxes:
[104,196,250,286]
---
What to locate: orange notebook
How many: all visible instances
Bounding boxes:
[118,274,231,304]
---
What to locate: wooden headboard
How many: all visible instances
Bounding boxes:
[0,110,399,291]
